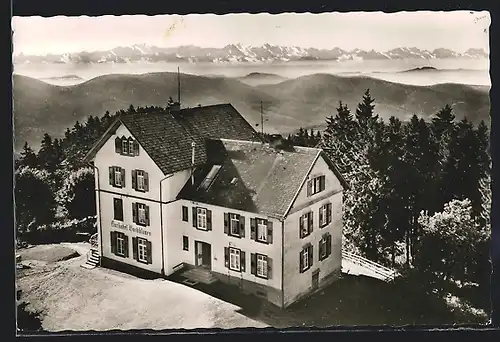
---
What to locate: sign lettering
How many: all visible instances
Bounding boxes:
[111,220,152,237]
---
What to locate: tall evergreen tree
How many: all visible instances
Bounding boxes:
[19,142,39,169]
[355,89,379,145]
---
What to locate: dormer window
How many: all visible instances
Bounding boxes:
[115,136,139,156]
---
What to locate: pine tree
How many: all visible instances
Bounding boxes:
[37,133,56,172]
[19,142,39,169]
[355,89,379,145]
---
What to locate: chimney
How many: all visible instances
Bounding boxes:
[191,141,196,185]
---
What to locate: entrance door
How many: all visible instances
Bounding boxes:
[312,269,320,290]
[195,241,211,269]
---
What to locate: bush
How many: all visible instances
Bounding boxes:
[57,167,96,220]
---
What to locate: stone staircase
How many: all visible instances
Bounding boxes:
[81,233,100,269]
[81,249,100,269]
[181,267,218,285]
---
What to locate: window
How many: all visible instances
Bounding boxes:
[307,175,325,196]
[256,254,268,278]
[137,171,145,191]
[114,168,122,187]
[183,236,189,251]
[299,212,313,238]
[319,234,332,261]
[117,234,125,256]
[303,248,309,270]
[113,198,123,221]
[230,214,240,236]
[122,139,128,155]
[229,248,241,271]
[300,244,313,273]
[319,203,332,228]
[197,208,207,230]
[110,231,129,258]
[199,165,221,190]
[182,206,189,222]
[257,219,267,243]
[138,203,147,225]
[137,238,148,263]
[128,139,134,155]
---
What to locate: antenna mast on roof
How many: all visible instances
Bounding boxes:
[177,67,181,104]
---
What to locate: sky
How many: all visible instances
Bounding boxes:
[12,11,491,55]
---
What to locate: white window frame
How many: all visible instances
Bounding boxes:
[137,170,145,191]
[114,168,122,187]
[121,140,128,155]
[319,237,328,260]
[138,203,146,225]
[320,204,328,227]
[302,248,309,271]
[301,213,311,237]
[229,247,241,271]
[230,214,240,236]
[197,207,207,230]
[256,254,268,278]
[116,234,125,256]
[257,219,267,242]
[128,139,134,155]
[137,238,148,263]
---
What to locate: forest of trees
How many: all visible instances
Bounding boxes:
[14,94,491,312]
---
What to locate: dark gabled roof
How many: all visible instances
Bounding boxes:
[119,111,208,175]
[177,139,322,218]
[172,104,261,142]
[84,104,259,175]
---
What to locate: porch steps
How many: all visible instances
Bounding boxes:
[181,267,218,285]
[81,249,100,269]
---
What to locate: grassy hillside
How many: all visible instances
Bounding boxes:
[13,72,490,151]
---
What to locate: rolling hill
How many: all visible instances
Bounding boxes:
[13,72,490,151]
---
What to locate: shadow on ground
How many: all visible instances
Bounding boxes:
[168,272,487,328]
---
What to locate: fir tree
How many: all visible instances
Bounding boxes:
[355,89,379,144]
[19,142,39,169]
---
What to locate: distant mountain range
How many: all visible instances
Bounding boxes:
[13,72,490,151]
[13,44,489,64]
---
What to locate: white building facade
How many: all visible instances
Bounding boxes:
[86,104,348,308]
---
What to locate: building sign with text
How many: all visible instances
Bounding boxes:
[111,220,152,237]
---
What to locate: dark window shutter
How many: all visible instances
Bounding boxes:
[251,253,256,275]
[132,237,138,260]
[250,218,256,240]
[123,234,129,257]
[239,215,245,238]
[110,231,117,254]
[146,240,153,264]
[267,257,272,279]
[121,168,126,188]
[132,203,138,224]
[131,170,137,190]
[143,172,149,192]
[306,180,312,197]
[299,215,304,239]
[145,205,150,226]
[207,210,212,231]
[240,251,246,272]
[299,249,304,273]
[115,137,122,154]
[308,211,313,233]
[320,175,325,191]
[109,167,114,186]
[223,213,229,235]
[113,198,123,221]
[192,207,197,228]
[133,140,140,156]
[267,220,273,244]
[327,203,332,224]
[224,247,229,268]
[319,206,324,226]
[308,244,314,267]
[326,234,332,257]
[182,206,188,222]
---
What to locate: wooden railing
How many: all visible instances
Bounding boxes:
[89,233,99,250]
[342,250,399,282]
